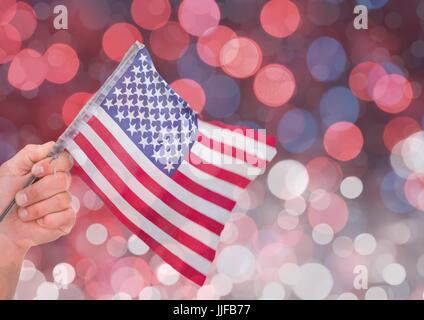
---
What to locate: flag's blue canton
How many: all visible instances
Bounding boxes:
[99,48,198,176]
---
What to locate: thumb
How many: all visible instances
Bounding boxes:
[8,141,55,176]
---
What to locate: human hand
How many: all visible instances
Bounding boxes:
[0,142,75,254]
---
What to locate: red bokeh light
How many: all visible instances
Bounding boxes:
[196,25,237,67]
[307,191,349,233]
[44,43,80,84]
[324,122,364,162]
[62,92,93,126]
[178,0,220,37]
[9,1,37,41]
[253,63,295,107]
[131,0,171,30]
[220,37,263,79]
[102,23,143,62]
[8,48,47,91]
[373,74,413,114]
[150,21,190,61]
[306,156,343,192]
[404,173,424,211]
[260,0,300,38]
[170,78,206,112]
[349,61,386,101]
[383,116,421,151]
[0,24,21,64]
[0,0,16,26]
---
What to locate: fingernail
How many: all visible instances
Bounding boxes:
[16,191,27,206]
[32,165,44,175]
[18,208,28,220]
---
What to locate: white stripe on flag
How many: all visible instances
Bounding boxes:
[96,108,231,224]
[177,160,244,201]
[66,139,212,276]
[198,120,277,161]
[78,122,220,249]
[190,142,263,177]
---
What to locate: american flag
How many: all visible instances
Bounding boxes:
[64,42,277,285]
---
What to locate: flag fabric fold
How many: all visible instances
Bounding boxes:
[64,42,277,285]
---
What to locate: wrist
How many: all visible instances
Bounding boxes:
[0,228,28,261]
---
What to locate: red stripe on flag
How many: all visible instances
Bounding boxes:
[171,170,236,211]
[187,153,251,188]
[88,116,225,235]
[74,133,216,262]
[72,164,207,286]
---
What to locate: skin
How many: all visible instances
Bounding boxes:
[0,142,75,299]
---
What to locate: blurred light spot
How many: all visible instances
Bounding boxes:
[139,286,161,300]
[86,223,108,245]
[0,0,16,26]
[284,197,306,216]
[178,0,220,37]
[62,92,93,126]
[203,74,240,118]
[267,160,309,200]
[293,263,333,300]
[404,173,424,211]
[383,263,406,285]
[8,48,47,91]
[156,263,180,285]
[373,74,413,113]
[277,211,299,230]
[383,117,420,151]
[312,223,334,245]
[220,37,263,79]
[349,61,387,101]
[0,24,21,64]
[210,274,233,297]
[380,171,414,213]
[337,292,358,300]
[324,122,364,162]
[260,282,285,300]
[278,263,301,286]
[44,43,80,84]
[307,37,347,82]
[128,234,149,256]
[401,131,424,174]
[260,0,300,38]
[332,236,353,257]
[131,0,171,30]
[150,21,190,61]
[340,176,363,199]
[170,78,205,112]
[354,233,377,255]
[102,23,143,62]
[357,0,389,10]
[254,63,295,107]
[365,286,388,300]
[320,86,359,127]
[308,191,348,233]
[36,282,59,300]
[53,263,76,287]
[277,109,317,153]
[217,245,255,283]
[197,25,236,67]
[306,156,343,192]
[10,1,37,40]
[107,236,128,258]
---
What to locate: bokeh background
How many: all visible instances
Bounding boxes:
[1,0,424,300]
